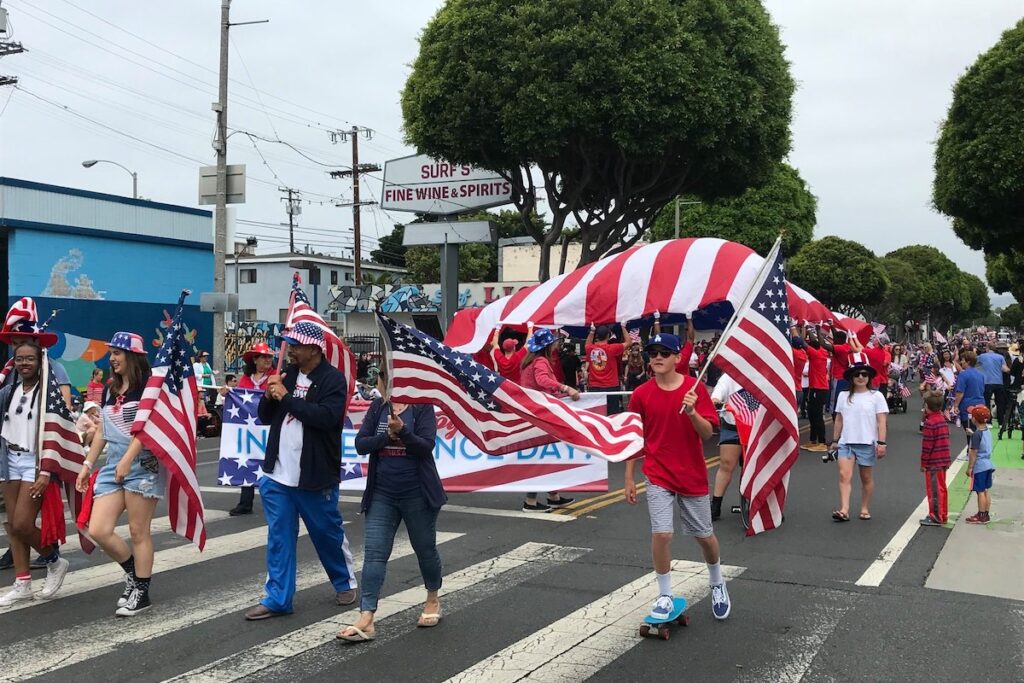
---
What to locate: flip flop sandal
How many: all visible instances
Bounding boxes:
[859,512,872,520]
[832,510,850,522]
[336,626,376,642]
[417,612,442,628]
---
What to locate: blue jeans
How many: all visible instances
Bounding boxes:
[258,476,357,614]
[360,491,442,613]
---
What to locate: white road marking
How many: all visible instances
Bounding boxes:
[735,589,857,683]
[446,559,745,682]
[0,532,464,682]
[0,524,292,614]
[164,542,589,683]
[855,452,965,587]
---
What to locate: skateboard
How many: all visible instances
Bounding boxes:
[639,597,689,640]
[730,496,751,531]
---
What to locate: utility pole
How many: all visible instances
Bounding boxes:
[329,127,380,285]
[210,1,266,373]
[280,187,300,253]
[0,1,26,88]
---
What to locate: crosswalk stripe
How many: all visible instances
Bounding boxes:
[0,532,465,682]
[0,524,295,614]
[446,559,745,682]
[164,542,591,683]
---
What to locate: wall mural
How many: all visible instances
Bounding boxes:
[43,249,105,300]
[225,321,286,372]
[323,282,533,314]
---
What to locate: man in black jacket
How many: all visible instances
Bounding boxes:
[245,321,358,620]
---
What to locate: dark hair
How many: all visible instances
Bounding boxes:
[91,367,104,380]
[11,340,41,381]
[242,358,257,377]
[225,373,236,383]
[521,344,554,369]
[110,350,151,394]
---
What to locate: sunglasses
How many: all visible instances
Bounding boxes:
[649,349,676,359]
[851,371,871,378]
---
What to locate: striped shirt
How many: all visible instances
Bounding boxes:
[920,412,952,470]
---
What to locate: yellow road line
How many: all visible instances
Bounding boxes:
[551,486,634,513]
[564,457,721,519]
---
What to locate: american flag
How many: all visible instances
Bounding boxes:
[216,389,266,486]
[377,314,644,461]
[710,237,799,535]
[132,291,207,550]
[36,352,93,551]
[725,389,761,447]
[285,276,356,410]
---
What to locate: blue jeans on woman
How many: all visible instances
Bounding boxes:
[360,491,442,613]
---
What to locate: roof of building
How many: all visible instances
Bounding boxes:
[229,252,406,273]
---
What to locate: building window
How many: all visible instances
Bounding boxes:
[239,268,257,284]
[279,309,290,324]
[331,270,338,285]
[345,271,354,282]
[237,309,258,322]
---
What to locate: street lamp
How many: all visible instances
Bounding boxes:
[82,159,138,199]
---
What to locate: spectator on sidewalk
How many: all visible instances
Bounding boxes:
[86,368,105,404]
[977,342,1009,427]
[919,392,953,526]
[965,406,995,525]
[953,350,986,455]
[76,401,101,447]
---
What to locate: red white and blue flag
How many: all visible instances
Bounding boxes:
[285,276,356,410]
[710,238,799,535]
[377,314,643,462]
[132,291,207,550]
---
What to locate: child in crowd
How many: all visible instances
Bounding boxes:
[965,405,995,524]
[919,392,952,526]
[624,333,731,621]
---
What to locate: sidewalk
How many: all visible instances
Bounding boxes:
[925,422,1024,601]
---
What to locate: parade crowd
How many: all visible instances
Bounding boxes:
[0,295,1012,638]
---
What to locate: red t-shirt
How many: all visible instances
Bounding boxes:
[806,346,829,390]
[586,341,625,388]
[492,347,526,384]
[864,345,887,389]
[830,343,851,380]
[237,367,278,390]
[629,375,719,496]
[674,341,695,374]
[791,347,807,392]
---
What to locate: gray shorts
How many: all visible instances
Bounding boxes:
[645,481,714,538]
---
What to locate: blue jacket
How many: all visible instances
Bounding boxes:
[355,399,447,512]
[258,360,347,490]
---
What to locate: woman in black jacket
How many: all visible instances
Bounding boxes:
[338,362,445,642]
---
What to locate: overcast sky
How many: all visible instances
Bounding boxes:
[0,0,1020,302]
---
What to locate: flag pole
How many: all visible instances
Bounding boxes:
[277,273,300,372]
[689,234,785,390]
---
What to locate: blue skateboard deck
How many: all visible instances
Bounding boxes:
[640,597,688,640]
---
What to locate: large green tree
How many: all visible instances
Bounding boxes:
[1000,302,1024,331]
[787,236,889,315]
[934,19,1024,253]
[958,272,992,325]
[869,256,926,326]
[985,251,1024,303]
[649,163,816,256]
[369,224,407,267]
[884,245,971,332]
[402,0,794,279]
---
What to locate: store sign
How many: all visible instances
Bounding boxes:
[380,154,513,215]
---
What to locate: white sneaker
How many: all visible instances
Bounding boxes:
[38,557,70,599]
[0,580,34,607]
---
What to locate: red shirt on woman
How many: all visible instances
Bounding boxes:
[492,348,526,383]
[237,367,278,391]
[806,346,829,390]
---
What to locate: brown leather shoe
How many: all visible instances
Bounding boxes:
[336,589,357,606]
[245,604,285,621]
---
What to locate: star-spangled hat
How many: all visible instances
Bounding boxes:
[526,328,557,353]
[844,352,877,382]
[0,297,58,348]
[242,342,275,363]
[281,321,326,352]
[108,331,146,355]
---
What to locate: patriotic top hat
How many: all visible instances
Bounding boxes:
[0,297,58,348]
[108,331,146,355]
[844,352,877,382]
[242,342,275,363]
[281,321,326,352]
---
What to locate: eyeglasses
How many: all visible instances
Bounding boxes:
[649,349,676,359]
[13,356,37,364]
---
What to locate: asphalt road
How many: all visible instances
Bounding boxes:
[2,394,1022,682]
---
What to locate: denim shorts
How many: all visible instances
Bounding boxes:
[2,450,37,483]
[719,425,740,446]
[838,443,876,467]
[971,469,994,493]
[94,451,166,500]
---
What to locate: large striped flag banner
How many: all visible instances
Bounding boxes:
[709,237,799,536]
[132,290,207,550]
[378,314,644,462]
[284,275,357,410]
[36,351,93,551]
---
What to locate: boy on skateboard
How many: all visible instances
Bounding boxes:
[625,333,732,621]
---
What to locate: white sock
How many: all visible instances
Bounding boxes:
[707,561,723,586]
[656,571,672,596]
